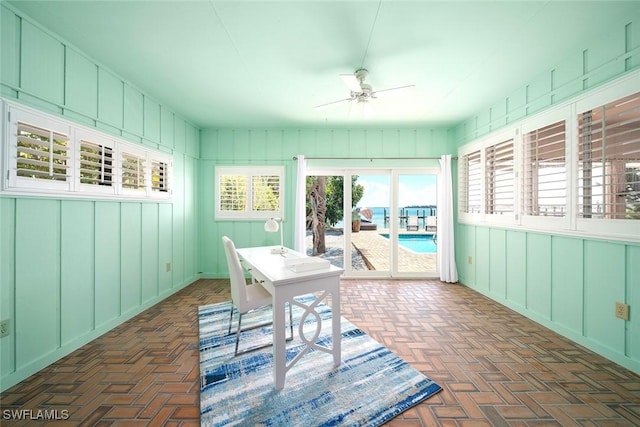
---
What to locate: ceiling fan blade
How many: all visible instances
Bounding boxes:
[371,84,416,98]
[339,74,362,93]
[314,97,353,111]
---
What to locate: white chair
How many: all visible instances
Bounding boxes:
[426,216,437,231]
[406,215,419,231]
[222,236,293,356]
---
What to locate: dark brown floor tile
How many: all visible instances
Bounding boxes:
[1,278,639,426]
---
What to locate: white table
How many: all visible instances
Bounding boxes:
[236,246,343,390]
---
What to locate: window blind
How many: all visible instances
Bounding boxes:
[578,91,640,219]
[17,121,70,182]
[219,175,248,211]
[151,159,169,193]
[252,175,280,211]
[121,152,146,191]
[460,150,481,214]
[523,121,566,216]
[79,139,113,186]
[485,138,514,215]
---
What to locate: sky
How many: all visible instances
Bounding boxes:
[356,174,437,208]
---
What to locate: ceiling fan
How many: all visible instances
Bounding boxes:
[314,68,415,116]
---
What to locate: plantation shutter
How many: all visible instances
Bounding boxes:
[459,150,481,214]
[219,175,248,211]
[151,159,170,193]
[522,121,566,216]
[252,175,280,211]
[578,91,640,219]
[79,139,114,186]
[485,138,514,214]
[121,152,146,191]
[16,122,70,182]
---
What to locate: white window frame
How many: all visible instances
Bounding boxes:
[520,106,572,231]
[150,154,172,196]
[6,105,74,194]
[75,127,117,195]
[458,144,483,222]
[457,69,640,242]
[2,99,173,201]
[574,82,640,238]
[215,165,284,220]
[483,129,517,224]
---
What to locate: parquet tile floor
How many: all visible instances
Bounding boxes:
[2,278,639,426]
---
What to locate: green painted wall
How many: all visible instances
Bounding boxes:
[1,0,639,393]
[0,5,200,391]
[198,128,454,278]
[457,226,640,374]
[454,16,640,374]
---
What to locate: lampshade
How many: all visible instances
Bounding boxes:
[264,218,286,255]
[264,218,280,233]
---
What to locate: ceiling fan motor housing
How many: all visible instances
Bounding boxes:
[355,68,369,83]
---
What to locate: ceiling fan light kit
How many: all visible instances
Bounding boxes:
[315,68,415,115]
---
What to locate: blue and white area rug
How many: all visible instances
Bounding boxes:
[199,295,442,426]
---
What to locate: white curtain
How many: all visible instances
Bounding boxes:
[438,154,458,283]
[293,155,307,252]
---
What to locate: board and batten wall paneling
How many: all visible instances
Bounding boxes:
[141,204,160,304]
[583,240,627,352]
[198,127,455,277]
[97,68,124,129]
[455,17,640,144]
[550,237,584,335]
[488,228,507,297]
[20,20,64,109]
[15,199,60,369]
[457,224,640,375]
[0,199,17,377]
[60,200,95,346]
[505,230,527,308]
[0,8,20,92]
[629,245,640,362]
[65,48,98,120]
[474,227,491,292]
[0,4,200,392]
[525,233,552,320]
[94,202,122,327]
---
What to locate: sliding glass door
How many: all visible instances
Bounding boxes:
[348,172,391,275]
[305,174,345,270]
[306,167,439,278]
[396,172,438,275]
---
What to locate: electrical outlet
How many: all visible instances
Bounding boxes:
[467,256,473,264]
[165,262,171,272]
[0,319,10,338]
[615,302,630,320]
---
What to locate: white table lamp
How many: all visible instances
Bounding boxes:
[264,218,286,255]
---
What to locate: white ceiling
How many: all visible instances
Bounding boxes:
[7,1,640,129]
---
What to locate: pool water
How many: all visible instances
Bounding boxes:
[379,233,437,254]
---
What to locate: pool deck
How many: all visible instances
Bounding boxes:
[350,228,437,272]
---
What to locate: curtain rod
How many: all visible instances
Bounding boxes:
[292,156,457,160]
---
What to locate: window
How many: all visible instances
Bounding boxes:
[151,159,170,193]
[7,109,73,192]
[121,151,146,192]
[578,92,640,220]
[215,166,284,220]
[459,150,481,214]
[3,100,172,200]
[485,138,514,215]
[17,122,70,182]
[458,71,640,239]
[522,121,566,217]
[79,139,114,188]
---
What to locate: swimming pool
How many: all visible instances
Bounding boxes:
[379,233,437,254]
